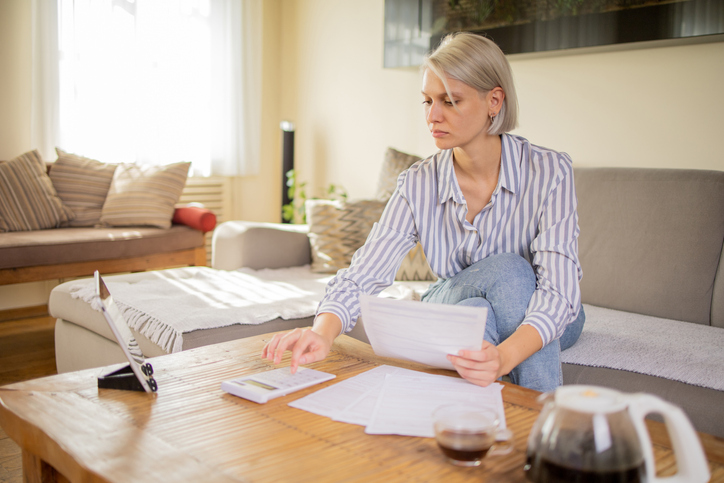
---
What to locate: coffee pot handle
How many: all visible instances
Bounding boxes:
[627,393,710,483]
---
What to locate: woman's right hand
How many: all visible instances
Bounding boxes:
[261,313,342,373]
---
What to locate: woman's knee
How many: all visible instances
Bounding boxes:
[422,253,535,307]
[478,253,536,299]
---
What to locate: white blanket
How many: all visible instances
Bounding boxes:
[70,266,429,354]
[561,304,724,391]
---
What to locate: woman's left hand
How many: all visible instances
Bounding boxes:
[447,341,504,387]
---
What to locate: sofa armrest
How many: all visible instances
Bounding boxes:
[212,221,311,271]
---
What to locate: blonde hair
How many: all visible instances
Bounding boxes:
[422,32,518,135]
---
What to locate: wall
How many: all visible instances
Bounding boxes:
[230,0,284,223]
[280,0,724,200]
[0,0,32,160]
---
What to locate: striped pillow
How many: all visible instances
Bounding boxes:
[49,149,117,227]
[100,162,191,229]
[306,198,435,281]
[0,150,75,232]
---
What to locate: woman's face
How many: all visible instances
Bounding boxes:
[421,69,493,152]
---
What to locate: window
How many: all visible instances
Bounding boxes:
[34,0,261,176]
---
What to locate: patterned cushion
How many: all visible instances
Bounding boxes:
[307,199,385,274]
[375,147,422,201]
[395,242,436,281]
[0,150,75,232]
[100,162,191,229]
[49,148,117,227]
[306,198,435,281]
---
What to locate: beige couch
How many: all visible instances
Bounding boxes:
[0,208,212,286]
[49,166,724,438]
[1,153,216,285]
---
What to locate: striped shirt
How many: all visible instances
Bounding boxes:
[317,133,582,347]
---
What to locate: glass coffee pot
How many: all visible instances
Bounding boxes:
[525,385,709,483]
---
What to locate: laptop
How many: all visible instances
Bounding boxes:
[94,271,158,393]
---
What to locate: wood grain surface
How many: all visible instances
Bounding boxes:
[1,333,722,482]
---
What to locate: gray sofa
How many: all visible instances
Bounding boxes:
[49,167,724,438]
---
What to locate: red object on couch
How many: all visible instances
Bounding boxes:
[173,205,217,233]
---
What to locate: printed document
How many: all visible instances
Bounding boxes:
[290,365,506,438]
[365,372,505,437]
[360,294,487,370]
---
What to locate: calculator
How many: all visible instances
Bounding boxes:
[221,367,336,404]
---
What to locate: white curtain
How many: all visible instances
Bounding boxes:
[32,0,261,177]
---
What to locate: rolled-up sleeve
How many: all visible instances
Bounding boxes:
[522,156,582,346]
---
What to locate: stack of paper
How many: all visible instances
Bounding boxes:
[289,365,505,438]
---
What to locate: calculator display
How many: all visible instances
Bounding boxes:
[245,379,277,391]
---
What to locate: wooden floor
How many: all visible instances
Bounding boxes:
[0,307,57,483]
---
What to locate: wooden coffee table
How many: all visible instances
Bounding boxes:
[1,333,723,482]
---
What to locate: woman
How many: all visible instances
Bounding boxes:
[262,32,585,392]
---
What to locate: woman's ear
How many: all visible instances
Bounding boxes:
[488,87,505,115]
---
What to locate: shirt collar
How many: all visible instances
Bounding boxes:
[500,133,521,195]
[436,150,462,204]
[436,134,521,205]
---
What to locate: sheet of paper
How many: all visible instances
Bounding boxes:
[288,365,401,420]
[360,294,486,370]
[333,366,429,425]
[365,373,505,438]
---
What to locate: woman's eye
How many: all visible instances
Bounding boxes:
[422,99,431,105]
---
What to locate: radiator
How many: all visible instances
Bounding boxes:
[178,176,233,266]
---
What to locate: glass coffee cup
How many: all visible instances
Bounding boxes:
[433,404,513,467]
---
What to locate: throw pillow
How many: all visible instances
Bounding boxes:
[307,199,386,274]
[49,148,117,227]
[100,161,191,229]
[306,198,436,281]
[395,242,436,281]
[375,147,422,201]
[0,150,75,232]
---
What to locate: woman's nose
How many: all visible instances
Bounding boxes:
[426,102,442,124]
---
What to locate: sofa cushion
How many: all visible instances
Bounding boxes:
[49,149,117,227]
[560,304,724,391]
[395,243,437,282]
[306,198,435,281]
[307,199,384,274]
[100,161,191,229]
[0,225,204,269]
[375,148,422,201]
[575,167,724,326]
[0,150,75,232]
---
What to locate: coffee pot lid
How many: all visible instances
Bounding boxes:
[554,385,628,414]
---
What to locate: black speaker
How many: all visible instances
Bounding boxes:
[281,121,295,223]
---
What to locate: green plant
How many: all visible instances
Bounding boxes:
[281,169,348,224]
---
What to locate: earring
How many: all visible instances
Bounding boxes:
[489,113,496,124]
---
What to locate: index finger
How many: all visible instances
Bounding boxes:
[270,329,303,364]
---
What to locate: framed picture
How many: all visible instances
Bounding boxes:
[384,0,724,67]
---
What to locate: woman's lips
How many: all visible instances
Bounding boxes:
[431,130,448,138]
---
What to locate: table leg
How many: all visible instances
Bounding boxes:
[22,450,69,483]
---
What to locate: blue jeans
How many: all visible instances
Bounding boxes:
[421,253,585,392]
